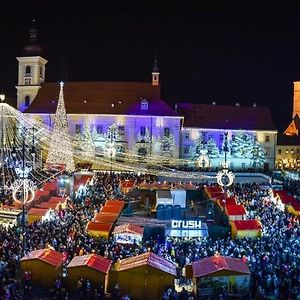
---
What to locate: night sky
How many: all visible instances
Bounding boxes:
[1,1,300,132]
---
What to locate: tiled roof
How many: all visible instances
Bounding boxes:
[117,252,177,276]
[67,254,111,274]
[112,223,144,235]
[24,82,179,117]
[233,219,262,230]
[192,255,250,277]
[21,249,64,267]
[177,103,276,130]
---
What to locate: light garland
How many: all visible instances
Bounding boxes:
[197,149,210,168]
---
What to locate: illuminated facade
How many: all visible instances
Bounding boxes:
[17,22,277,170]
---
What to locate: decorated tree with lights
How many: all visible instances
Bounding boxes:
[250,138,265,168]
[81,119,95,159]
[206,135,219,158]
[46,82,75,172]
[230,131,252,158]
[160,133,176,157]
[135,127,151,159]
[104,124,119,158]
[191,131,206,161]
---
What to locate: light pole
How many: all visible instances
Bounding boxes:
[11,126,36,256]
[0,94,5,186]
[107,126,116,174]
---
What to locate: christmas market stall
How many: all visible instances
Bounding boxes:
[189,255,251,298]
[20,249,64,287]
[109,252,177,300]
[86,221,113,240]
[27,207,52,225]
[120,179,135,194]
[0,207,22,228]
[225,204,247,221]
[48,196,68,210]
[38,201,60,211]
[112,223,144,244]
[93,213,118,224]
[67,254,111,291]
[100,205,123,216]
[231,219,262,238]
[105,199,125,210]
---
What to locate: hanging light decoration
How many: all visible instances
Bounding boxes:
[11,179,35,204]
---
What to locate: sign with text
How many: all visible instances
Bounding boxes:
[171,219,202,229]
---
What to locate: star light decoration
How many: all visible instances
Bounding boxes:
[106,142,116,158]
[11,179,35,204]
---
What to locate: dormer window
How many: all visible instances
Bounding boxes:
[141,99,148,110]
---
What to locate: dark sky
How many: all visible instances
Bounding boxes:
[1,1,300,132]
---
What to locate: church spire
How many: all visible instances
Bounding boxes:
[23,19,43,56]
[152,55,160,86]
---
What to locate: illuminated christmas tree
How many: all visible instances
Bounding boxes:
[46,82,75,172]
[82,119,95,158]
[206,135,219,158]
[250,138,265,168]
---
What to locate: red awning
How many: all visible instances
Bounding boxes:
[233,219,262,230]
[192,255,250,277]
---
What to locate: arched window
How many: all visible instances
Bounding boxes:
[25,66,31,75]
[25,95,30,107]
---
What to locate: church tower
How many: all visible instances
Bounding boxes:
[152,56,160,86]
[16,19,47,111]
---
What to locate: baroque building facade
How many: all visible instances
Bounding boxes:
[17,22,277,170]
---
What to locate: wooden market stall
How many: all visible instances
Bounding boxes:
[189,255,251,298]
[20,249,64,287]
[120,180,135,194]
[112,223,144,244]
[100,205,123,216]
[48,197,68,209]
[105,199,125,210]
[43,180,57,193]
[67,254,112,291]
[27,208,51,225]
[109,252,177,300]
[225,204,247,221]
[93,213,118,224]
[86,222,113,240]
[38,201,59,211]
[231,219,262,238]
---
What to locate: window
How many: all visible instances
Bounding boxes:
[140,126,146,136]
[24,78,31,85]
[25,95,30,107]
[118,125,125,135]
[185,132,190,140]
[265,147,271,156]
[25,66,31,75]
[164,127,170,137]
[75,124,82,134]
[278,149,282,155]
[219,134,223,141]
[96,125,103,134]
[232,134,235,141]
[291,149,295,154]
[141,99,148,110]
[153,75,157,81]
[285,149,289,154]
[265,135,270,142]
[184,145,190,154]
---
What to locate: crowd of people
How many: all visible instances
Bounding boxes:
[0,171,298,299]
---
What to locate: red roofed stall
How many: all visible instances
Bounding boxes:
[274,190,300,217]
[231,219,262,238]
[43,180,57,193]
[27,208,51,225]
[189,255,251,298]
[109,252,177,300]
[225,204,247,221]
[101,205,123,216]
[20,249,64,287]
[38,201,60,211]
[48,197,67,209]
[112,223,144,244]
[120,180,135,194]
[93,213,118,224]
[67,254,112,291]
[86,222,113,240]
[105,199,125,210]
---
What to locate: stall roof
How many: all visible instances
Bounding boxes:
[192,255,250,277]
[48,197,66,203]
[27,208,49,216]
[67,254,111,274]
[101,205,123,215]
[274,190,300,211]
[39,202,58,209]
[225,197,237,205]
[86,222,113,232]
[21,249,64,267]
[113,223,144,235]
[93,213,118,223]
[225,204,246,216]
[105,199,125,209]
[34,190,50,200]
[233,219,262,230]
[117,252,177,276]
[121,180,135,188]
[43,180,57,192]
